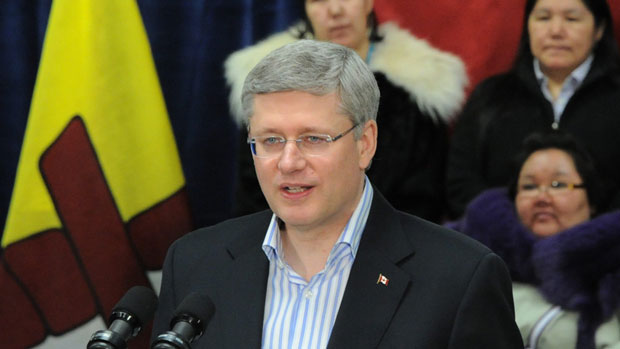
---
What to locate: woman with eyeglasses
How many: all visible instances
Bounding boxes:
[446,0,620,220]
[225,0,467,222]
[446,132,620,349]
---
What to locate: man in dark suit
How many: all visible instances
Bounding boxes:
[152,39,523,348]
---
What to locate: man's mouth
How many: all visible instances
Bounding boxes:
[284,186,310,193]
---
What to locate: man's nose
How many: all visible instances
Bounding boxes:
[277,141,306,173]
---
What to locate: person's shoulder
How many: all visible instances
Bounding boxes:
[397,211,494,260]
[171,210,272,253]
[224,27,297,77]
[462,70,532,113]
[369,188,492,259]
[370,22,467,123]
[473,71,524,95]
[585,55,620,89]
[223,25,299,125]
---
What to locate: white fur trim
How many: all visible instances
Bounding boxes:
[224,30,297,126]
[224,22,468,126]
[370,22,468,122]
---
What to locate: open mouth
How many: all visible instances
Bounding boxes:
[284,186,311,193]
[533,212,554,221]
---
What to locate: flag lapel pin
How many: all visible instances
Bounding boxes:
[376,273,389,286]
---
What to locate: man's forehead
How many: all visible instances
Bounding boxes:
[249,91,349,129]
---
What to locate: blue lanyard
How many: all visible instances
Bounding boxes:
[366,42,375,64]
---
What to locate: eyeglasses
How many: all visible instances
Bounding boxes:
[517,180,586,197]
[248,124,359,158]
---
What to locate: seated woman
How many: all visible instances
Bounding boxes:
[225,0,467,222]
[446,0,620,219]
[447,132,620,349]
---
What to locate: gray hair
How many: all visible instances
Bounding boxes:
[241,40,380,139]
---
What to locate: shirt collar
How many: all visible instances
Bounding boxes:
[534,54,594,87]
[262,176,373,261]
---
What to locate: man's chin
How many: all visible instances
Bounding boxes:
[274,209,316,229]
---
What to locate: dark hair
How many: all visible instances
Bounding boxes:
[296,1,383,43]
[508,132,607,214]
[512,0,620,72]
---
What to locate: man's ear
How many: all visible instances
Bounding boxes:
[357,120,377,170]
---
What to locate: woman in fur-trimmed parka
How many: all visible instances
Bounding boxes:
[225,0,467,222]
[446,0,620,219]
[447,133,620,349]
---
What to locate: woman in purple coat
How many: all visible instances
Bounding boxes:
[448,132,620,349]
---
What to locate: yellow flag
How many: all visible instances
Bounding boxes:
[0,0,191,346]
[3,0,185,246]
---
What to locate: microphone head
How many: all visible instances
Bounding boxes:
[111,286,159,331]
[88,286,159,348]
[171,292,215,339]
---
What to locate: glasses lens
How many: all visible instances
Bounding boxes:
[548,181,570,195]
[299,134,330,156]
[249,126,354,158]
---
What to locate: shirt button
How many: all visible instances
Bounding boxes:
[304,290,313,299]
[277,260,285,269]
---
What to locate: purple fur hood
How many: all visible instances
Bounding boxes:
[446,188,620,348]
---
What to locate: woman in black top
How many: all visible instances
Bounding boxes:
[446,0,620,219]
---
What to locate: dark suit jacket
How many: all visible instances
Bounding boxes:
[152,189,523,348]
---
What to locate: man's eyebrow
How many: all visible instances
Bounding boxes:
[249,127,281,135]
[250,126,330,135]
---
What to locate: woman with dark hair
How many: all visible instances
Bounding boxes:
[447,132,620,349]
[446,0,620,219]
[225,0,467,222]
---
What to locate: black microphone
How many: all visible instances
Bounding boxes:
[87,286,159,349]
[151,292,216,349]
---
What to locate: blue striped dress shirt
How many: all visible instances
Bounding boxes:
[261,176,373,348]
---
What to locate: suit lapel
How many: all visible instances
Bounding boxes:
[216,214,271,349]
[328,190,414,348]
